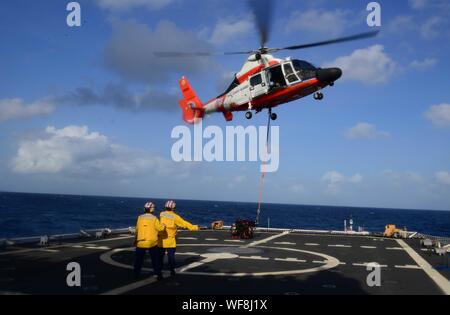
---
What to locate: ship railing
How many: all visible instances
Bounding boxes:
[0,227,135,247]
[1,226,448,248]
[221,225,371,236]
[412,233,450,247]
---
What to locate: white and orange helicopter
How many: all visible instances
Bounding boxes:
[155,0,379,124]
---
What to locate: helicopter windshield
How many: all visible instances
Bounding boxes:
[292,60,317,71]
[292,60,317,81]
[283,63,300,84]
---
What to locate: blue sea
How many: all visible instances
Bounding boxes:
[0,192,449,238]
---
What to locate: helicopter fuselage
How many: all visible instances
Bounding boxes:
[178,54,342,124]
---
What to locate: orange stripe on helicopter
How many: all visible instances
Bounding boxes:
[236,60,280,84]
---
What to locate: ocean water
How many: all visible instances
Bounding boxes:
[0,192,449,238]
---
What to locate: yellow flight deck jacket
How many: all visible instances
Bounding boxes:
[135,213,166,249]
[158,211,199,248]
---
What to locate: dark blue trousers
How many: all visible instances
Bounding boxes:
[134,246,161,278]
[159,247,177,272]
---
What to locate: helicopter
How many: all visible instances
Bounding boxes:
[155,1,379,124]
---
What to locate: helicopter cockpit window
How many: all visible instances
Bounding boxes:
[283,63,300,83]
[250,74,263,87]
[292,60,317,81]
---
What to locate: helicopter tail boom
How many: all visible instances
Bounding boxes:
[178,76,204,124]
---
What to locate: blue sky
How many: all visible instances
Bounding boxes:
[0,0,449,210]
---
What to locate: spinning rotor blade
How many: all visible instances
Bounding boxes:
[153,51,253,58]
[247,0,274,48]
[154,0,274,57]
[268,30,380,53]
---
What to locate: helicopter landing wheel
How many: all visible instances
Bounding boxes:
[314,92,324,100]
[245,111,253,120]
[270,112,278,121]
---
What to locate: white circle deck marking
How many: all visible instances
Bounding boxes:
[200,252,238,260]
[100,243,340,277]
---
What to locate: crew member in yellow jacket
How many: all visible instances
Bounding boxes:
[134,202,165,280]
[158,200,199,276]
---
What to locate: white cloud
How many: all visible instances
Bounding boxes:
[207,19,253,46]
[409,0,428,9]
[0,98,54,123]
[323,45,396,84]
[409,0,450,10]
[410,58,438,70]
[96,0,173,11]
[105,19,214,84]
[12,125,181,178]
[435,171,450,185]
[382,170,423,185]
[322,171,363,195]
[421,16,443,39]
[345,122,390,139]
[290,184,305,194]
[285,9,350,36]
[425,103,450,127]
[234,175,247,183]
[388,15,416,33]
[61,84,179,112]
[216,70,236,93]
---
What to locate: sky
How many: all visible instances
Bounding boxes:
[0,0,449,211]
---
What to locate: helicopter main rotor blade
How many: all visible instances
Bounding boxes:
[153,50,254,58]
[153,29,380,58]
[268,30,380,53]
[247,0,274,48]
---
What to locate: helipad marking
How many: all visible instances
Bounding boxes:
[99,241,340,290]
[352,263,387,268]
[239,256,269,261]
[386,247,404,250]
[275,258,306,263]
[179,252,239,273]
[182,245,339,277]
[102,276,158,295]
[396,239,450,295]
[245,231,290,248]
[0,235,133,257]
[99,244,240,273]
[274,242,296,245]
[395,265,421,270]
[0,291,25,295]
[176,252,200,256]
[37,249,60,253]
[86,246,110,250]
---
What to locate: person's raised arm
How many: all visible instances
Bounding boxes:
[175,215,199,231]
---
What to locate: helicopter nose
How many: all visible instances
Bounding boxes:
[316,67,342,83]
